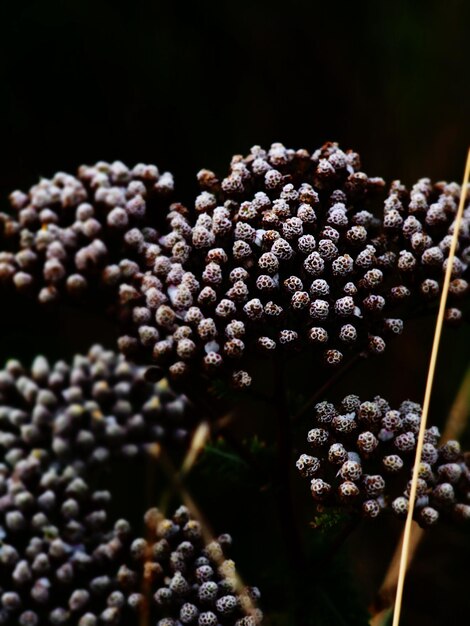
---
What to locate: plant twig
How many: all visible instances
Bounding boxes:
[274,358,309,626]
[180,420,211,476]
[369,359,470,624]
[293,353,362,422]
[319,514,361,570]
[369,526,424,625]
[391,148,470,626]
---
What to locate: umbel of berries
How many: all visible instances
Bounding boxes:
[382,177,470,324]
[0,344,195,468]
[83,505,263,626]
[0,454,120,626]
[296,395,470,527]
[0,160,174,305]
[118,141,398,389]
[0,444,263,626]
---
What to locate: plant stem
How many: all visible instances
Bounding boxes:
[319,514,360,570]
[216,426,272,485]
[293,352,362,422]
[274,358,309,626]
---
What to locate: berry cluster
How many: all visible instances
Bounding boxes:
[2,146,469,391]
[118,142,395,387]
[296,396,470,527]
[77,504,263,626]
[0,458,116,625]
[0,345,194,468]
[382,177,470,324]
[0,161,174,305]
[0,451,261,626]
[117,143,470,390]
[0,346,261,625]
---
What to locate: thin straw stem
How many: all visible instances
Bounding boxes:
[392,148,470,626]
[143,444,257,621]
[370,359,470,625]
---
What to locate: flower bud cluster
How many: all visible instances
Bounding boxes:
[118,142,394,387]
[382,178,470,324]
[0,161,174,305]
[0,347,261,624]
[0,455,262,626]
[0,344,194,468]
[297,395,470,527]
[0,454,116,625]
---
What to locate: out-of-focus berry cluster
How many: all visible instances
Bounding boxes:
[0,161,174,305]
[382,178,470,325]
[78,504,263,626]
[0,345,262,625]
[118,142,391,387]
[0,345,194,468]
[0,454,262,626]
[296,396,470,527]
[0,458,116,625]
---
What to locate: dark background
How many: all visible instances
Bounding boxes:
[0,0,469,201]
[0,1,469,625]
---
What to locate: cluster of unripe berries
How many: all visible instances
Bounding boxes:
[0,144,468,391]
[0,161,174,305]
[0,347,262,625]
[0,457,116,625]
[0,454,261,626]
[118,142,390,386]
[382,177,470,325]
[116,142,470,388]
[296,396,470,527]
[0,344,194,468]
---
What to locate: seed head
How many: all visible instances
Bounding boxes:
[116,142,393,389]
[297,395,470,526]
[1,161,176,306]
